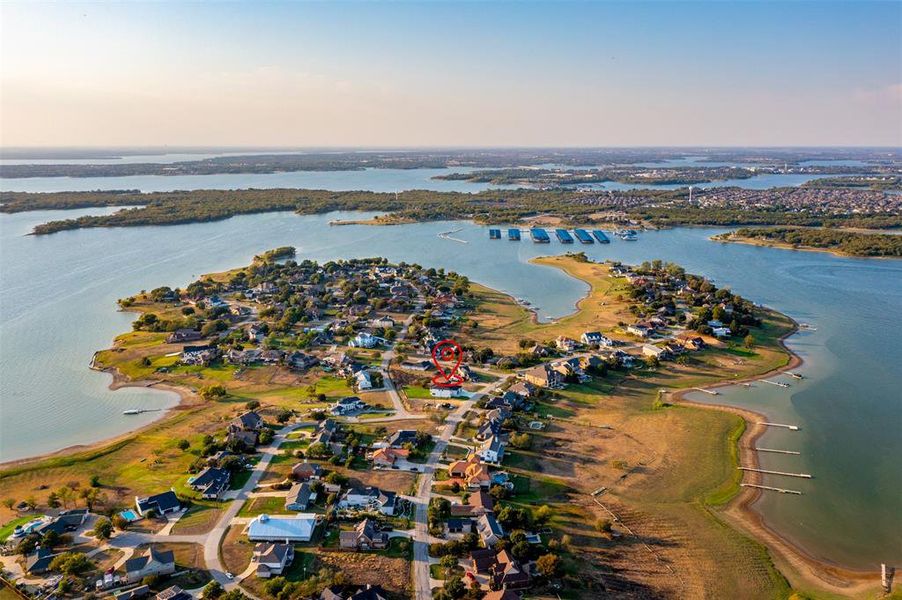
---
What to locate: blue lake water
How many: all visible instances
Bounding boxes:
[0,209,899,570]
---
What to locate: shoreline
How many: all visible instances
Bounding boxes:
[712,233,901,260]
[0,365,194,469]
[673,321,881,596]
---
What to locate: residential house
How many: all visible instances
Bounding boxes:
[349,332,379,349]
[339,487,397,516]
[476,513,504,547]
[135,491,181,517]
[320,585,389,600]
[371,316,395,329]
[166,329,202,344]
[555,336,578,352]
[520,363,564,389]
[187,467,231,499]
[114,585,151,600]
[339,518,389,550]
[507,381,537,398]
[247,514,318,543]
[330,396,366,415]
[477,435,506,464]
[626,323,654,338]
[124,547,176,584]
[292,461,323,482]
[287,351,319,371]
[401,360,433,371]
[180,345,219,366]
[233,411,264,432]
[285,482,314,511]
[355,370,373,390]
[676,334,707,351]
[386,430,420,448]
[447,518,475,534]
[25,548,56,575]
[712,326,732,338]
[581,331,613,347]
[448,455,491,489]
[641,344,669,360]
[154,587,191,600]
[253,543,294,578]
[429,386,465,398]
[493,549,531,590]
[248,324,267,342]
[370,447,409,468]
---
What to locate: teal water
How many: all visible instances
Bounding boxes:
[0,210,899,570]
[0,166,860,193]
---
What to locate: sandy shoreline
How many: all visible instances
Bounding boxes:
[674,321,882,596]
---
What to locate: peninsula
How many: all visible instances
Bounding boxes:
[0,250,879,599]
[714,227,902,258]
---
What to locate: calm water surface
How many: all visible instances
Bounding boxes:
[0,210,899,570]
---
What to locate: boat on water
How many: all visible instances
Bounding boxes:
[530,228,551,243]
[592,230,610,243]
[555,229,574,243]
[489,228,502,240]
[123,408,159,415]
[788,372,804,379]
[508,228,521,241]
[573,229,594,244]
[619,229,639,241]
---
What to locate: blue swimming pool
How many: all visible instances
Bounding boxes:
[119,509,140,522]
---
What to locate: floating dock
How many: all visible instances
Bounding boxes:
[508,228,521,241]
[573,229,594,244]
[760,422,800,431]
[755,448,801,455]
[555,229,574,243]
[489,228,501,240]
[741,483,802,495]
[592,230,610,243]
[693,387,719,396]
[619,229,639,241]
[530,228,551,243]
[739,467,812,479]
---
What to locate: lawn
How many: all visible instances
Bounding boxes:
[402,385,433,399]
[170,502,223,535]
[238,496,288,517]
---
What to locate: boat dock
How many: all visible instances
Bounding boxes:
[555,229,574,243]
[763,379,790,388]
[619,229,638,241]
[755,448,801,455]
[508,228,521,241]
[489,228,501,240]
[760,422,799,431]
[573,228,594,244]
[739,466,811,478]
[530,228,551,243]
[741,483,803,495]
[592,230,610,243]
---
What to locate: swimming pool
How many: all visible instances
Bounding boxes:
[119,509,140,522]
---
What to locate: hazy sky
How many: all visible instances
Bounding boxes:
[1,1,900,147]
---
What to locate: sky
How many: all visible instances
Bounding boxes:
[1,1,900,148]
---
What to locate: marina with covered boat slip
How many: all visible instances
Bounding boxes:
[489,228,501,239]
[573,228,594,244]
[555,228,575,243]
[593,229,610,243]
[508,228,521,240]
[530,227,551,243]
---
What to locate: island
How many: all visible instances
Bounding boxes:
[714,227,902,258]
[3,248,878,600]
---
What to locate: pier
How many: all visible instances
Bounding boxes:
[755,448,801,455]
[573,228,594,244]
[489,228,501,240]
[762,379,790,388]
[692,387,719,396]
[741,483,803,495]
[739,467,811,478]
[439,228,468,244]
[508,228,521,241]
[759,422,799,431]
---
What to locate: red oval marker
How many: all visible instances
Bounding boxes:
[431,339,464,388]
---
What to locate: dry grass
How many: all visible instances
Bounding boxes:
[220,525,254,576]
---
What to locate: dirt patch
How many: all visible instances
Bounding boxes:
[315,550,411,596]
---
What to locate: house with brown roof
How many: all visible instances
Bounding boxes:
[520,363,564,389]
[339,518,389,551]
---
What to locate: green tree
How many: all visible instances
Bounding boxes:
[744,334,755,349]
[200,385,227,401]
[202,581,224,599]
[49,552,93,575]
[93,517,113,540]
[177,439,191,451]
[535,553,561,578]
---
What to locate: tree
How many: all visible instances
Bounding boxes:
[203,581,224,599]
[509,432,532,450]
[245,400,261,411]
[177,439,191,451]
[57,486,75,508]
[595,517,613,533]
[80,487,103,511]
[276,409,292,423]
[93,517,113,540]
[200,385,227,401]
[49,552,93,575]
[535,553,561,578]
[440,554,458,572]
[744,334,755,349]
[533,504,554,525]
